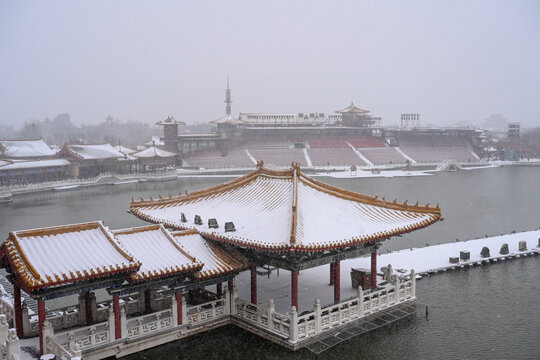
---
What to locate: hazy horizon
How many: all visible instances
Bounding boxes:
[1,1,539,129]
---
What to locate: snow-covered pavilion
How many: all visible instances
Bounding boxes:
[132,143,178,171]
[130,162,442,309]
[0,222,248,355]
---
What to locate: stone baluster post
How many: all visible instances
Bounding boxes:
[21,302,31,337]
[41,320,54,356]
[410,269,416,298]
[357,286,364,317]
[231,286,238,316]
[107,307,115,341]
[267,299,275,330]
[6,328,21,360]
[0,314,8,347]
[171,293,178,325]
[314,299,321,334]
[120,308,127,338]
[224,286,230,316]
[181,295,187,325]
[391,275,398,304]
[72,342,82,358]
[289,306,298,343]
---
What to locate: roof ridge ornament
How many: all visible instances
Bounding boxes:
[256,160,264,169]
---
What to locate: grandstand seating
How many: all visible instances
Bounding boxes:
[398,135,478,163]
[184,149,254,168]
[308,148,366,166]
[246,139,308,166]
[358,148,407,165]
[346,136,386,148]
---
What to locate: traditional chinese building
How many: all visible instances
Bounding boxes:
[130,162,441,309]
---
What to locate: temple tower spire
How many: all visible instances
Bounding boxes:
[225,77,232,116]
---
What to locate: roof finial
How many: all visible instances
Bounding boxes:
[225,77,232,116]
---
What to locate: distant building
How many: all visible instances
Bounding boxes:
[238,112,326,127]
[507,122,520,138]
[335,103,379,128]
[400,114,420,130]
[0,139,57,160]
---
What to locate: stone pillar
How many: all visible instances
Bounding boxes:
[250,265,257,304]
[371,251,377,289]
[231,286,238,316]
[329,262,335,286]
[13,283,22,337]
[289,306,298,343]
[120,308,127,338]
[0,314,8,346]
[291,270,299,310]
[334,261,341,304]
[217,283,223,298]
[314,299,321,333]
[38,299,46,355]
[410,269,416,298]
[267,299,274,330]
[113,295,121,339]
[107,307,115,341]
[22,302,30,337]
[176,291,183,325]
[357,286,365,317]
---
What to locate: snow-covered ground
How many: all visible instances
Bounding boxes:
[235,230,540,314]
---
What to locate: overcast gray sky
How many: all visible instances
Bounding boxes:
[1,0,539,129]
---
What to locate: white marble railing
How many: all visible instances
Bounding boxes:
[126,309,173,340]
[233,298,290,338]
[295,271,416,342]
[187,298,226,326]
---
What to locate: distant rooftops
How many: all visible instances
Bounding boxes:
[335,102,370,114]
[155,116,186,126]
[60,144,126,160]
[0,139,57,158]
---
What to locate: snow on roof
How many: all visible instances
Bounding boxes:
[155,116,186,126]
[113,225,202,282]
[114,145,136,155]
[130,164,442,252]
[144,136,164,147]
[132,145,177,158]
[0,159,70,171]
[209,115,247,125]
[173,230,248,279]
[335,103,370,114]
[0,139,56,158]
[1,222,140,292]
[65,144,126,160]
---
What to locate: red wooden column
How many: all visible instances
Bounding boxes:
[329,262,335,286]
[334,261,341,303]
[13,284,23,337]
[175,292,183,325]
[113,295,121,339]
[291,271,299,310]
[371,250,377,289]
[144,290,152,313]
[250,265,257,304]
[85,291,92,324]
[216,283,223,298]
[38,299,46,355]
[227,279,234,291]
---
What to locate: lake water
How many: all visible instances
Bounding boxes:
[1,167,538,359]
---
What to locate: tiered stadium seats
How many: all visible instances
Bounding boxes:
[398,135,478,163]
[305,137,349,148]
[185,149,254,168]
[358,148,407,165]
[308,148,366,166]
[345,136,386,148]
[246,139,308,166]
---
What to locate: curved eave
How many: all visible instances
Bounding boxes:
[131,206,441,253]
[129,261,204,283]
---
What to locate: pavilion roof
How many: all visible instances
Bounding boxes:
[130,163,442,252]
[113,225,202,282]
[0,222,140,293]
[335,103,370,114]
[209,115,247,125]
[0,159,70,171]
[172,230,249,280]
[132,145,177,159]
[0,139,57,158]
[155,116,186,126]
[60,144,126,160]
[114,144,137,155]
